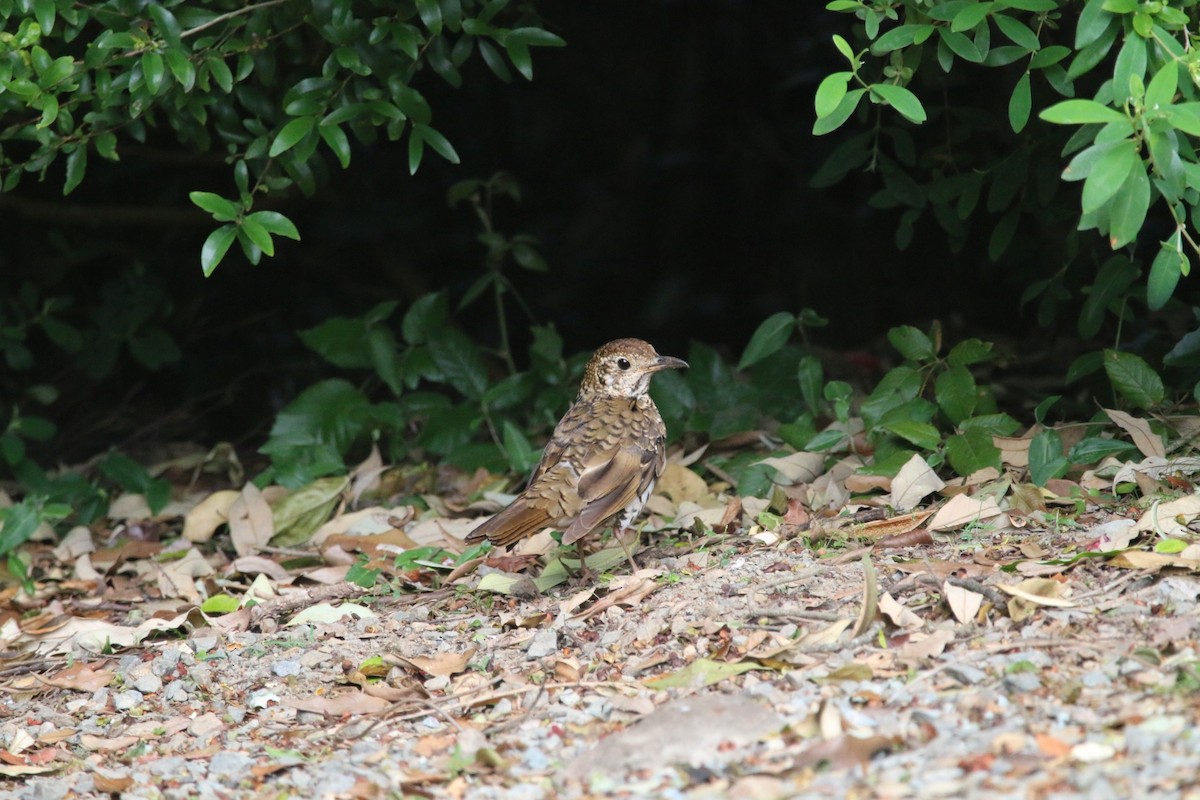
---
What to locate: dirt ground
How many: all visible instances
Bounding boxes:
[4,499,1200,799]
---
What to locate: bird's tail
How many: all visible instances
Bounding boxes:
[465,501,555,549]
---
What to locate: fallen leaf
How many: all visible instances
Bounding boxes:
[272,477,347,547]
[228,483,274,557]
[927,494,1004,532]
[1109,550,1200,572]
[182,490,240,543]
[644,658,760,689]
[944,582,983,625]
[391,647,477,677]
[1105,409,1165,459]
[998,578,1075,621]
[994,436,1031,468]
[896,628,955,662]
[38,662,115,693]
[891,454,946,512]
[282,691,392,716]
[1132,495,1200,537]
[756,452,825,485]
[853,510,933,539]
[655,463,711,504]
[879,592,924,631]
[286,602,378,626]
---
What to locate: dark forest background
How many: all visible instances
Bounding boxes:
[0,1,1102,459]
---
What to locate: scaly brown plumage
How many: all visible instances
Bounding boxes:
[466,338,687,552]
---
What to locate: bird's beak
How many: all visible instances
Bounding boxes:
[649,355,688,372]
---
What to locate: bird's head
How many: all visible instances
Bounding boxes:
[579,338,688,399]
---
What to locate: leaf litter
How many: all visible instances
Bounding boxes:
[2,420,1200,798]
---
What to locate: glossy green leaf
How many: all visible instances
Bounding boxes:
[881,420,942,450]
[1028,429,1069,486]
[813,88,865,135]
[1008,72,1031,132]
[1146,235,1185,310]
[871,83,927,124]
[1104,349,1164,409]
[935,365,977,424]
[189,191,241,221]
[1144,61,1178,110]
[414,124,460,164]
[200,224,237,276]
[141,51,166,95]
[63,145,86,195]
[946,429,1001,476]
[247,211,300,240]
[269,116,316,157]
[1080,141,1137,213]
[993,14,1040,50]
[1107,162,1149,249]
[1039,99,1125,124]
[738,312,796,370]
[815,72,851,118]
[888,325,936,361]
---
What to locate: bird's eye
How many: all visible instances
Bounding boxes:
[617,358,631,371]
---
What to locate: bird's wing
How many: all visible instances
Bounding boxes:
[561,444,656,545]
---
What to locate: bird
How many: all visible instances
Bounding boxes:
[466,338,687,565]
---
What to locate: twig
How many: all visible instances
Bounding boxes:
[180,0,290,40]
[744,607,846,622]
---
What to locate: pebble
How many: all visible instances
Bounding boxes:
[208,751,254,783]
[132,674,163,694]
[945,663,988,685]
[188,713,223,738]
[526,628,558,659]
[1003,673,1042,693]
[272,659,302,677]
[112,690,143,711]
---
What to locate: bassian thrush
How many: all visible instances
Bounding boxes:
[466,338,687,556]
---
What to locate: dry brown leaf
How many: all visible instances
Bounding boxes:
[944,582,983,625]
[878,592,923,631]
[79,735,140,752]
[392,647,478,677]
[844,473,891,494]
[656,463,710,504]
[756,452,825,485]
[573,570,663,621]
[896,628,954,662]
[994,436,1031,468]
[312,506,413,547]
[1132,495,1200,537]
[927,495,1004,532]
[1104,409,1166,459]
[998,578,1074,621]
[891,454,946,512]
[92,770,134,793]
[281,691,392,716]
[1109,550,1200,572]
[38,662,115,693]
[182,490,240,543]
[852,510,933,539]
[228,482,274,557]
[108,492,152,521]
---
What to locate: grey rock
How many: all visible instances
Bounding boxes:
[1003,672,1042,693]
[272,659,302,677]
[208,751,254,784]
[112,690,144,711]
[526,628,558,659]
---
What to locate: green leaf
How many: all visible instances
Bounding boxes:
[240,216,274,257]
[644,658,760,689]
[0,501,41,556]
[1068,436,1137,464]
[812,88,865,135]
[505,40,532,80]
[1080,140,1137,213]
[165,48,195,91]
[738,312,796,370]
[815,72,851,118]
[269,116,316,157]
[246,211,300,240]
[1033,395,1060,423]
[63,145,87,195]
[870,83,927,124]
[947,338,994,366]
[882,420,942,450]
[208,55,233,92]
[1028,429,1070,486]
[1078,257,1138,339]
[1008,72,1031,132]
[888,325,936,361]
[1104,349,1164,409]
[141,51,166,95]
[935,365,977,424]
[1075,0,1113,49]
[1144,61,1178,110]
[958,413,1020,436]
[797,355,824,415]
[1146,236,1185,310]
[505,27,566,47]
[408,126,425,174]
[1040,99,1126,124]
[993,14,1040,50]
[33,0,54,34]
[871,24,934,53]
[149,5,182,46]
[415,0,443,34]
[1107,161,1149,249]
[946,429,1001,476]
[414,124,460,164]
[320,123,351,168]
[428,328,489,399]
[950,2,992,33]
[189,191,241,221]
[938,28,983,62]
[832,33,856,63]
[200,225,237,276]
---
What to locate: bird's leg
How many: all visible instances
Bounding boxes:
[614,526,640,573]
[574,540,596,582]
